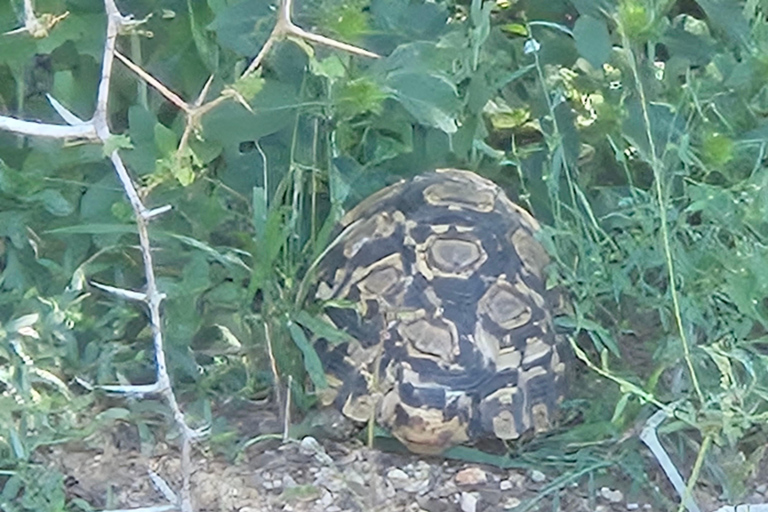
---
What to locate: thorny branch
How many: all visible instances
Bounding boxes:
[0,0,379,510]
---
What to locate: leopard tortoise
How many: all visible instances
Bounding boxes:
[312,169,567,454]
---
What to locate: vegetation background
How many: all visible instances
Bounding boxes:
[2,0,768,509]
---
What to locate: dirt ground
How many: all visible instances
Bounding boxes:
[39,402,768,512]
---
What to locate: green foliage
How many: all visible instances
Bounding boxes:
[4,0,768,506]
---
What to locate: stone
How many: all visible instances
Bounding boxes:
[460,492,478,512]
[455,467,488,486]
[387,468,411,490]
[600,487,624,503]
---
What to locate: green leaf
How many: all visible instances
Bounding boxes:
[32,189,74,217]
[208,0,273,56]
[103,134,134,156]
[154,122,179,156]
[617,0,652,42]
[292,310,352,345]
[253,186,267,240]
[173,158,196,186]
[52,70,77,109]
[286,320,328,389]
[46,224,138,235]
[125,106,159,175]
[610,393,631,423]
[500,23,528,37]
[95,407,131,421]
[335,77,387,118]
[310,55,347,81]
[188,0,220,72]
[231,74,265,102]
[385,72,459,134]
[313,0,370,42]
[370,0,448,49]
[701,132,734,167]
[694,0,751,50]
[573,15,611,69]
[661,16,715,67]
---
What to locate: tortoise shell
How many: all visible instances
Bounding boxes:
[313,169,566,454]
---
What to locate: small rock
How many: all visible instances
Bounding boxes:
[343,468,365,487]
[758,484,768,495]
[383,478,397,499]
[627,504,639,510]
[300,436,321,454]
[272,479,283,489]
[326,507,341,512]
[319,489,334,507]
[434,480,458,499]
[460,491,478,512]
[506,472,525,487]
[336,452,357,466]
[387,468,411,490]
[283,475,297,488]
[502,497,521,509]
[413,461,431,480]
[455,467,488,486]
[314,467,345,493]
[401,461,432,494]
[300,436,333,465]
[405,478,431,495]
[263,480,274,490]
[529,470,546,483]
[499,480,513,491]
[600,487,624,503]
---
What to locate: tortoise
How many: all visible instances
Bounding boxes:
[312,168,567,454]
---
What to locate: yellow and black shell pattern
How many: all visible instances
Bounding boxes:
[313,169,566,454]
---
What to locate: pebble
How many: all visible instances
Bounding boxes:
[506,472,525,487]
[455,467,488,486]
[343,468,365,487]
[300,436,321,454]
[530,470,546,483]
[600,487,624,503]
[413,461,431,479]
[314,467,345,493]
[405,461,432,494]
[627,504,639,510]
[299,436,333,465]
[502,497,521,509]
[318,490,334,507]
[387,468,411,490]
[500,479,513,491]
[758,484,768,494]
[460,491,479,512]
